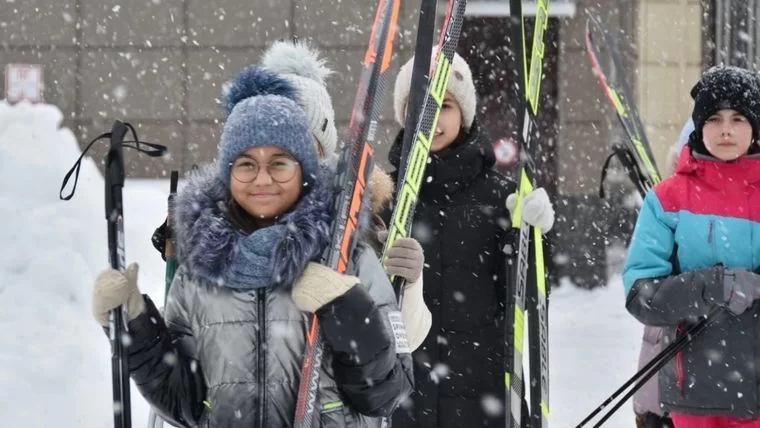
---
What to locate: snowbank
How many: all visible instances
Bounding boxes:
[0,101,169,427]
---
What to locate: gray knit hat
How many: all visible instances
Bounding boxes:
[262,40,338,160]
[393,52,477,130]
[219,66,318,188]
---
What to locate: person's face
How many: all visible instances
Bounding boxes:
[229,146,303,224]
[404,92,463,153]
[430,93,463,153]
[702,109,754,161]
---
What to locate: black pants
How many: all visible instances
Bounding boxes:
[636,412,674,428]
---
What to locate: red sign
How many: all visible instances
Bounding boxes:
[494,136,519,166]
[5,64,44,103]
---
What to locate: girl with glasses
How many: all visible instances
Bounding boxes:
[90,66,413,428]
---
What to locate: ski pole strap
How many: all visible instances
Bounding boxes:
[151,220,171,261]
[59,131,110,201]
[122,121,167,157]
[598,150,618,199]
[598,144,649,199]
[59,123,168,200]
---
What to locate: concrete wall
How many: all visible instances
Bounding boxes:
[638,0,702,172]
[553,0,643,286]
[0,0,422,177]
[2,0,708,288]
[557,0,640,197]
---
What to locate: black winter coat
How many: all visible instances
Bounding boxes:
[387,121,520,428]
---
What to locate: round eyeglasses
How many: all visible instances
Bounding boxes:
[230,156,300,184]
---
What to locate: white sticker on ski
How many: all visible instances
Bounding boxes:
[388,311,411,354]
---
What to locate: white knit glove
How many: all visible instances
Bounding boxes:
[506,188,555,232]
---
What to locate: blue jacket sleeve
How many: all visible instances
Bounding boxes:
[623,192,724,326]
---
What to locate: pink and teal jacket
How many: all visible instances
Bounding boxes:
[624,146,760,418]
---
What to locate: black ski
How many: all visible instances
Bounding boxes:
[585,14,662,198]
[506,1,551,427]
[383,0,468,302]
[292,0,401,426]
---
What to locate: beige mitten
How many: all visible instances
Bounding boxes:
[401,276,432,351]
[291,262,360,313]
[92,263,146,327]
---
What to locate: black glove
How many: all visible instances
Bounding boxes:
[151,217,170,261]
[635,412,674,428]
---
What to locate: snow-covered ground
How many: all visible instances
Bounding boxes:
[550,277,643,426]
[0,101,644,427]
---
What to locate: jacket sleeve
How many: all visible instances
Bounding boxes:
[363,216,430,350]
[126,267,207,427]
[623,191,724,326]
[495,177,518,315]
[496,222,516,314]
[316,248,414,418]
[400,276,432,352]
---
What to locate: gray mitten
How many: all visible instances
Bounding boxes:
[378,230,424,283]
[722,269,760,315]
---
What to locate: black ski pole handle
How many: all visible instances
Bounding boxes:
[105,120,132,428]
[60,118,168,428]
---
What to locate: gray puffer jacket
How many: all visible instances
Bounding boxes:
[125,166,414,428]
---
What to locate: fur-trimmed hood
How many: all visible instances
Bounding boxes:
[171,163,385,290]
[173,164,335,290]
[368,167,394,216]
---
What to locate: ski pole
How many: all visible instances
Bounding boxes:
[164,171,179,297]
[575,306,725,427]
[105,120,132,428]
[146,170,180,428]
[59,120,167,428]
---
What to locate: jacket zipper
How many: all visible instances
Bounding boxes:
[257,289,266,428]
[708,220,717,262]
[676,323,685,398]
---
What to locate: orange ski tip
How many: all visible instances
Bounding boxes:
[363,0,386,66]
[380,0,402,72]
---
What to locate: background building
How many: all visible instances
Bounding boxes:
[0,0,732,287]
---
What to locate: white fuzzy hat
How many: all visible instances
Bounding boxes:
[393,52,477,130]
[262,40,338,159]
